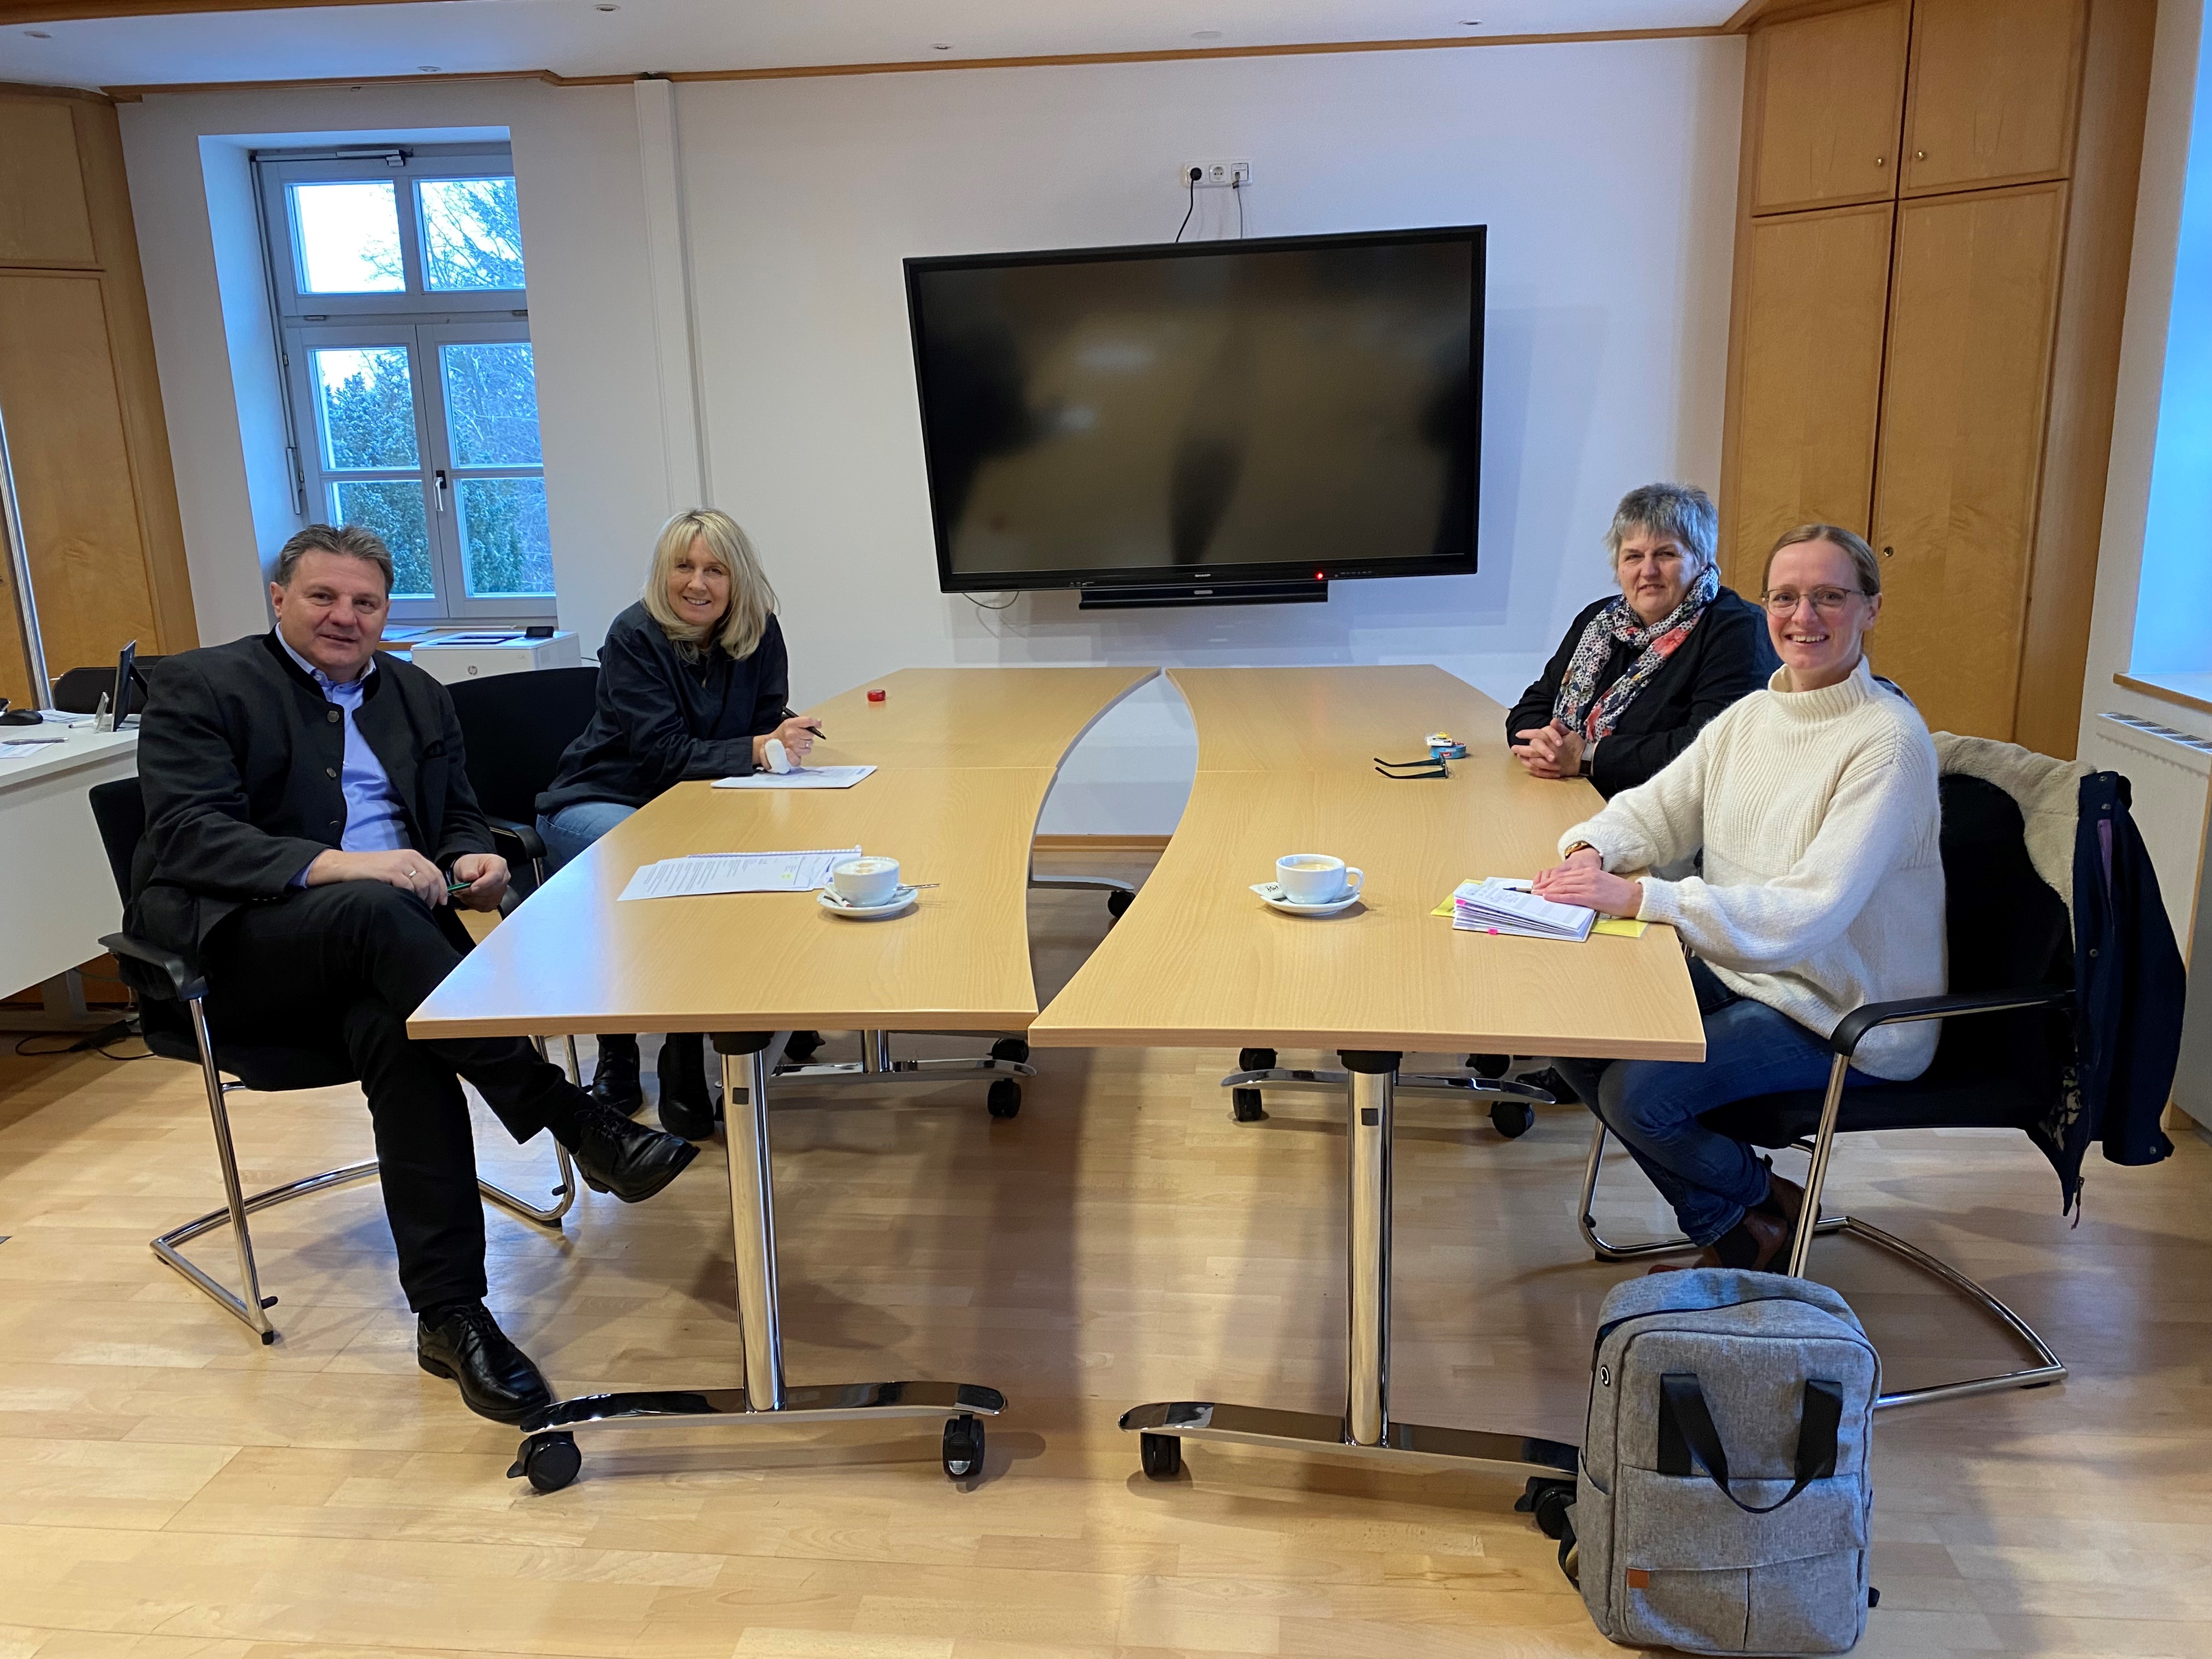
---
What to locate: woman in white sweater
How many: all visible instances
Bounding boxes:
[1533,524,1943,1273]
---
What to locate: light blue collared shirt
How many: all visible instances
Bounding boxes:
[279,636,410,884]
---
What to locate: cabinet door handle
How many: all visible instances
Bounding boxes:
[1881,545,1895,558]
[1875,155,1886,167]
[1914,150,1926,160]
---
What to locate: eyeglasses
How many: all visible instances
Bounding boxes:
[1374,755,1450,780]
[1761,587,1866,616]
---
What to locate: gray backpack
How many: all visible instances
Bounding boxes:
[1570,1269,1880,1655]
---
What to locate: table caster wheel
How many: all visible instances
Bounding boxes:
[1517,1476,1576,1539]
[1491,1099,1536,1138]
[991,1036,1030,1065]
[507,1432,581,1493]
[1237,1047,1276,1073]
[987,1078,1022,1119]
[1231,1088,1266,1122]
[943,1413,985,1480]
[1107,889,1134,918]
[1139,1432,1183,1480]
[784,1029,824,1064]
[1466,1052,1511,1078]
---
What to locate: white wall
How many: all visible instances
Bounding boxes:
[115,41,1743,831]
[674,40,1743,827]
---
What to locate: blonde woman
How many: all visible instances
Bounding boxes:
[1533,524,1943,1273]
[536,509,819,1136]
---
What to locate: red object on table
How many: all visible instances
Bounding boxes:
[867,689,886,702]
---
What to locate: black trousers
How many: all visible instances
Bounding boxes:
[202,880,577,1311]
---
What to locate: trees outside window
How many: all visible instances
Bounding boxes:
[261,146,555,624]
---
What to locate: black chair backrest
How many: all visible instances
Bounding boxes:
[88,777,146,907]
[444,665,600,825]
[1929,771,2074,1080]
[53,659,162,715]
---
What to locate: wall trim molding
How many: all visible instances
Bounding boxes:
[99,24,1733,101]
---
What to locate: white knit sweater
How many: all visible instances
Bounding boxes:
[1560,659,1945,1080]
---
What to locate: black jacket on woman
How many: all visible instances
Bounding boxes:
[538,602,789,815]
[1504,586,1778,798]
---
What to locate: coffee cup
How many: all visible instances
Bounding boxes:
[831,855,901,907]
[1276,853,1362,905]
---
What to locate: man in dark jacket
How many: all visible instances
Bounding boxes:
[129,523,697,1424]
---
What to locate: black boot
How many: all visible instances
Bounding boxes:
[417,1300,552,1424]
[657,1032,718,1141]
[588,1033,645,1115]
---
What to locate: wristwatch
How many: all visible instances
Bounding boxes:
[1563,840,1600,866]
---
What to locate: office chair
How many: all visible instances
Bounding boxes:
[443,665,600,897]
[88,778,577,1346]
[1578,771,2103,1410]
[52,657,162,716]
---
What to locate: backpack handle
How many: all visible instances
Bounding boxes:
[1657,1373,1842,1515]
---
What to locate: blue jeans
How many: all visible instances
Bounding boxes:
[537,800,637,873]
[1553,967,1874,1247]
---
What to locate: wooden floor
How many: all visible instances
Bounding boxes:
[3,853,2210,1658]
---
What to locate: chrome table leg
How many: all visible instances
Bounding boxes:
[1122,1051,1576,1487]
[517,1031,1007,1486]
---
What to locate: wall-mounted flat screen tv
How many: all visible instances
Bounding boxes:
[905,224,1483,607]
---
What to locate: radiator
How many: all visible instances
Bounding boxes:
[2080,712,2211,955]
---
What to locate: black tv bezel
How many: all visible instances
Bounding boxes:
[903,223,1486,598]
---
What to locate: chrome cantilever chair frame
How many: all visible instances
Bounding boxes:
[148,992,580,1346]
[1577,991,2071,1411]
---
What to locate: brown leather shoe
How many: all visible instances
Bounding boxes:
[1760,1170,1805,1228]
[1647,1207,1792,1275]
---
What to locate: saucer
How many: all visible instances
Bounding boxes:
[819,885,917,919]
[1251,881,1362,916]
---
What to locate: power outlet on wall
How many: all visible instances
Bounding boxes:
[1180,160,1251,188]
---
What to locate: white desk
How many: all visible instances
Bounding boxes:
[0,725,137,1006]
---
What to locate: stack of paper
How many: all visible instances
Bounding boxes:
[713,765,876,791]
[619,847,861,901]
[1451,878,1595,943]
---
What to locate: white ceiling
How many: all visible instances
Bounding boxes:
[0,0,1735,94]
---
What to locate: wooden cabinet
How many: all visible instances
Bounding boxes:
[0,86,193,711]
[1870,184,2067,738]
[1720,203,1895,593]
[1903,0,2086,195]
[1719,0,2151,754]
[1747,1,1912,215]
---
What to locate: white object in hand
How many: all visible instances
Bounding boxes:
[763,738,793,774]
[831,855,901,907]
[1276,853,1362,905]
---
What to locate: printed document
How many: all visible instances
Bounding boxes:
[619,847,861,901]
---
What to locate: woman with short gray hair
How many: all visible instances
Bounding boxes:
[1505,483,1776,798]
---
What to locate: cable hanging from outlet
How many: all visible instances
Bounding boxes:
[1233,173,1244,239]
[1174,167,1199,242]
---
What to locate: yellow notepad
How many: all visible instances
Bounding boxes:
[1431,884,1648,938]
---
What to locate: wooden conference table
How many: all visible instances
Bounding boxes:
[1030,667,1704,1482]
[411,663,1705,1487]
[409,665,1158,1482]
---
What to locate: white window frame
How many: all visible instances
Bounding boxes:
[256,144,554,624]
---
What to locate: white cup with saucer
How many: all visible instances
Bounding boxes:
[1276,853,1362,907]
[830,855,901,908]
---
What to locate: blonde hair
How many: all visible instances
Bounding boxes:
[641,509,777,659]
[1761,523,1883,598]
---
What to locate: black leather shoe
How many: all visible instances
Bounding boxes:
[589,1033,645,1116]
[416,1301,553,1424]
[657,1032,719,1142]
[568,1098,698,1201]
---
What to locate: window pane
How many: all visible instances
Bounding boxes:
[313,347,419,470]
[420,177,527,291]
[457,477,554,596]
[331,480,434,599]
[441,342,543,466]
[291,182,405,294]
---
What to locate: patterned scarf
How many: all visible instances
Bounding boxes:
[1552,564,1720,741]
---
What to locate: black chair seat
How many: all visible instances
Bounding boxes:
[1706,1075,2042,1144]
[137,983,356,1092]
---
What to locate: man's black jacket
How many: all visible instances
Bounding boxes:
[127,631,493,961]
